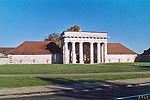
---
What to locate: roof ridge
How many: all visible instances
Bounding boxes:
[24,41,51,42]
[64,31,107,33]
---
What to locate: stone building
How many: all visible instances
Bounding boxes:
[8,41,61,64]
[3,25,137,64]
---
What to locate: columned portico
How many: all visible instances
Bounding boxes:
[62,31,108,64]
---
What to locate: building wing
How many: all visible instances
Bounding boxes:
[107,43,137,54]
[8,41,52,55]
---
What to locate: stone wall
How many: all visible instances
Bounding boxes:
[8,55,52,64]
[106,54,137,63]
[0,57,9,64]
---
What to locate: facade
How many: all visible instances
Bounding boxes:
[61,31,137,64]
[3,29,137,65]
[61,31,108,64]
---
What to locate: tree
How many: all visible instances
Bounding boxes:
[44,33,61,47]
[141,48,150,55]
[66,25,81,32]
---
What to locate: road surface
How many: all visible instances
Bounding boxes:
[3,83,150,100]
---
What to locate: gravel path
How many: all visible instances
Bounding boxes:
[0,72,150,77]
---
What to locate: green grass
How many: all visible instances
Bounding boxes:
[57,74,150,82]
[0,77,49,88]
[0,74,150,88]
[0,63,150,74]
[0,63,150,88]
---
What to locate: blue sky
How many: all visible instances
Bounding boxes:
[0,0,150,54]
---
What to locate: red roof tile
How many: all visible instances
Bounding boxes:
[8,41,136,55]
[107,43,136,54]
[8,41,52,55]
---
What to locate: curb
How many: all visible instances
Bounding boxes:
[0,91,56,99]
[0,85,74,99]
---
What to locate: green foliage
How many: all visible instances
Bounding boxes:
[66,25,81,32]
[44,33,61,47]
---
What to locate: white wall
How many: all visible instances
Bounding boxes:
[8,55,52,64]
[0,57,9,65]
[106,54,137,63]
[1,54,137,64]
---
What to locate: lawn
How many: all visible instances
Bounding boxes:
[0,63,150,88]
[0,77,49,88]
[0,74,150,88]
[0,63,150,74]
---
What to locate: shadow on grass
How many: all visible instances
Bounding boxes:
[37,77,81,85]
[37,77,122,86]
[36,77,150,100]
[139,66,150,69]
[134,66,150,70]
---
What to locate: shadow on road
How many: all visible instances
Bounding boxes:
[37,77,150,100]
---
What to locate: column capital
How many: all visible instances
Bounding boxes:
[90,42,94,44]
[64,41,68,44]
[71,41,76,44]
[79,41,83,44]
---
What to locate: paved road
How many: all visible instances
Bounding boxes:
[0,72,150,77]
[3,82,150,100]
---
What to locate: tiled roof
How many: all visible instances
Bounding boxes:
[8,41,52,55]
[107,43,136,54]
[0,48,14,54]
[8,41,136,55]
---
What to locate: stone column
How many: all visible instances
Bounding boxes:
[79,42,84,64]
[101,44,104,63]
[104,43,107,63]
[72,42,76,64]
[64,42,69,64]
[97,43,101,63]
[90,42,94,64]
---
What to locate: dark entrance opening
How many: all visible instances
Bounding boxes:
[83,42,90,64]
[75,42,79,63]
[94,43,97,63]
